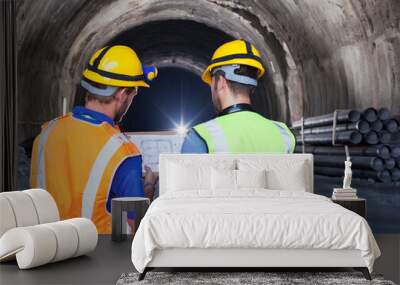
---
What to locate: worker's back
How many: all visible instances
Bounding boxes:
[30,113,139,233]
[193,111,295,153]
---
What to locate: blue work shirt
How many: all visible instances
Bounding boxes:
[181,129,208,153]
[72,106,144,218]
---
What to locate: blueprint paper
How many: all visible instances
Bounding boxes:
[126,132,185,172]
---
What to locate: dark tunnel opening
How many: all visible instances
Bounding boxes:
[104,20,230,132]
[120,67,215,132]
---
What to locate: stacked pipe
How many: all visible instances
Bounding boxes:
[292,108,400,183]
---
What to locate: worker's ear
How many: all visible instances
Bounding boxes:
[217,74,228,92]
[128,87,138,97]
[113,88,126,102]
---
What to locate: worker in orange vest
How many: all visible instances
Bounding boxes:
[30,45,158,234]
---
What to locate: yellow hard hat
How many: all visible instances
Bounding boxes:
[83,45,150,88]
[202,39,265,85]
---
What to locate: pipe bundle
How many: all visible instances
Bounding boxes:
[292,108,400,183]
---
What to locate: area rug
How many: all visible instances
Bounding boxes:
[116,271,396,285]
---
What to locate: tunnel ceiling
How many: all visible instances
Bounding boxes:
[107,20,234,74]
[16,0,400,143]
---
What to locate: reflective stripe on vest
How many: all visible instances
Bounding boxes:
[37,120,57,189]
[194,111,294,154]
[202,119,229,152]
[81,133,125,219]
[271,121,293,153]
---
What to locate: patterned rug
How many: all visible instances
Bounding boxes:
[116,271,396,285]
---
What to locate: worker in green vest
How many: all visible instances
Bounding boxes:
[181,39,295,153]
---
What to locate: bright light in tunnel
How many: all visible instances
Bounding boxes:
[176,124,188,135]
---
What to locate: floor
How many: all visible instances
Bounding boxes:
[374,235,400,284]
[0,235,134,285]
[0,235,399,285]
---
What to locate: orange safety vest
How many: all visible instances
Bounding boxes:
[30,113,140,234]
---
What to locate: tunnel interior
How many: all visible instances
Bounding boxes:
[105,19,281,132]
[15,0,400,144]
[70,17,287,132]
[106,20,227,132]
[5,2,400,277]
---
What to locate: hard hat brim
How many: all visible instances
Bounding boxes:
[83,69,150,88]
[201,58,265,85]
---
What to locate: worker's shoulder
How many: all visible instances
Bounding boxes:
[268,118,289,127]
[192,117,217,129]
[246,112,288,127]
[271,119,294,133]
[40,114,70,131]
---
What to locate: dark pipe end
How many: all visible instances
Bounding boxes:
[378,131,392,144]
[348,110,361,122]
[376,145,391,159]
[385,158,396,170]
[384,119,399,133]
[371,157,385,171]
[391,168,400,182]
[357,120,371,134]
[378,108,391,121]
[390,146,400,158]
[350,131,362,144]
[392,132,400,144]
[364,131,379,145]
[362,108,378,123]
[378,170,392,183]
[371,120,383,132]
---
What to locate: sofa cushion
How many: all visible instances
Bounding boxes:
[0,189,60,238]
[42,221,79,262]
[0,218,97,269]
[63,218,98,257]
[0,192,39,228]
[0,226,57,269]
[0,196,17,238]
[23,189,60,224]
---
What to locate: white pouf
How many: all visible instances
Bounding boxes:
[23,189,60,223]
[0,189,98,269]
[0,191,39,227]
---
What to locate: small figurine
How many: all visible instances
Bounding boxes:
[333,146,357,199]
[343,158,352,189]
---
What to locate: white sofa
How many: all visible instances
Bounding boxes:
[0,189,98,269]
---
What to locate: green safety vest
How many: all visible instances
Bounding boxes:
[193,111,295,154]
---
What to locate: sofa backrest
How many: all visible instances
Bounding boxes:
[159,154,313,196]
[0,189,60,238]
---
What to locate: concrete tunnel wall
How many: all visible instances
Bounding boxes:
[16,0,400,143]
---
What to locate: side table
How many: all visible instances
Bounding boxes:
[331,198,366,218]
[111,197,150,242]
